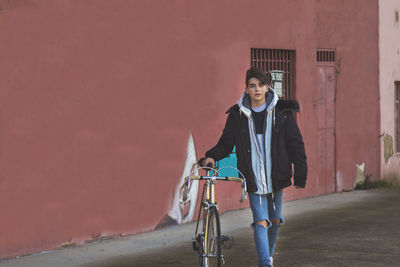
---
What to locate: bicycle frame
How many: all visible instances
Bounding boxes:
[187,170,246,266]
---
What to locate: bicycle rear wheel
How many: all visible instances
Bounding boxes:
[201,205,222,267]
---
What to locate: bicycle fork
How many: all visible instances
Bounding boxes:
[194,209,225,266]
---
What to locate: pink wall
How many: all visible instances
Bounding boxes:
[0,0,379,259]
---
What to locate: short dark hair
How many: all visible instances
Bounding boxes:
[245,67,269,87]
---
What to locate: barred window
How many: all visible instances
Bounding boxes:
[317,49,335,62]
[250,48,296,99]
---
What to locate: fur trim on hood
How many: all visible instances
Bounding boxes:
[275,99,300,112]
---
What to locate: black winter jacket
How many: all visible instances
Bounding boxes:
[205,99,307,193]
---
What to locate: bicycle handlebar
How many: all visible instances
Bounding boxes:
[185,175,247,203]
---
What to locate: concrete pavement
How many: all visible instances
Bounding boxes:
[1,188,399,267]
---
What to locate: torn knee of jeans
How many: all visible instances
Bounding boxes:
[252,219,271,228]
[270,218,284,225]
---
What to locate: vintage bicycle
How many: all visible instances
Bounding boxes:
[185,164,246,267]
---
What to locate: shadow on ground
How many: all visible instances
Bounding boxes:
[84,189,400,267]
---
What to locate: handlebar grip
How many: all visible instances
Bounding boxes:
[239,184,246,202]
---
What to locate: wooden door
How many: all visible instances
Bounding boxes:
[316,64,336,193]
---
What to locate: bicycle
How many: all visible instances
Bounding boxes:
[185,164,246,267]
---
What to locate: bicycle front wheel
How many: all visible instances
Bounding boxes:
[201,205,222,267]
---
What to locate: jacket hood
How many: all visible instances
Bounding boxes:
[237,87,279,118]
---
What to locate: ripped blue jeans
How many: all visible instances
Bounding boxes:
[249,190,284,267]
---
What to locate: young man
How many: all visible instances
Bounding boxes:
[200,67,307,267]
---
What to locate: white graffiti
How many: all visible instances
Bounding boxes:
[167,132,199,224]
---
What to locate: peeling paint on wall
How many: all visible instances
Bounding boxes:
[383,134,394,164]
[354,162,365,188]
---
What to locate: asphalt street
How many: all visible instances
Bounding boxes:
[1,188,399,267]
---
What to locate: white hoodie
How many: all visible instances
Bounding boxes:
[237,88,279,194]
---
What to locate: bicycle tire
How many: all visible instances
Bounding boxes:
[200,206,222,267]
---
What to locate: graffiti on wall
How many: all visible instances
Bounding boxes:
[156,133,199,228]
[156,133,237,229]
[167,133,199,224]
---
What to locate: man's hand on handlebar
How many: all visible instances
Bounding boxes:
[199,157,215,168]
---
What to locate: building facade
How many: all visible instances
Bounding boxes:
[0,0,380,259]
[379,0,400,180]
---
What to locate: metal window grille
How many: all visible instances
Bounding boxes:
[317,49,336,62]
[250,48,296,99]
[396,81,400,152]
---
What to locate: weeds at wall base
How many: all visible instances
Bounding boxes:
[355,174,400,190]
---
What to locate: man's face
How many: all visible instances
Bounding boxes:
[245,77,267,105]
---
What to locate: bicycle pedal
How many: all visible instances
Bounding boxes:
[221,235,234,249]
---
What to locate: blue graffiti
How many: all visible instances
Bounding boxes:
[215,146,238,177]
